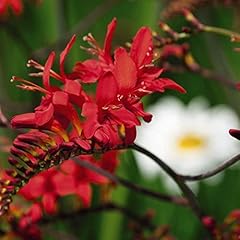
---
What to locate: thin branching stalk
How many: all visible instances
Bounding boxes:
[130,144,204,219]
[180,153,240,181]
[163,63,237,89]
[41,202,156,230]
[72,157,188,207]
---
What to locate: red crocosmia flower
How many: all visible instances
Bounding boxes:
[82,103,122,145]
[114,27,186,96]
[4,204,42,240]
[19,203,42,229]
[82,72,140,145]
[11,19,184,147]
[82,28,185,145]
[72,18,117,82]
[19,168,60,215]
[113,45,185,120]
[114,27,185,117]
[74,20,185,145]
[3,18,187,220]
[20,151,119,210]
[54,152,119,207]
[54,159,99,207]
[11,36,88,139]
[0,0,23,16]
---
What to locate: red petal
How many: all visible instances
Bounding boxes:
[52,91,69,107]
[35,103,54,127]
[103,18,117,60]
[130,27,153,67]
[0,0,8,15]
[148,78,186,93]
[94,127,110,144]
[53,173,76,196]
[96,72,117,107]
[76,183,92,207]
[125,126,137,145]
[83,120,98,139]
[50,119,69,134]
[82,102,98,118]
[10,0,23,15]
[11,113,36,128]
[60,35,76,77]
[72,59,102,83]
[114,47,137,93]
[130,102,152,122]
[74,138,91,151]
[109,107,140,127]
[100,151,119,173]
[42,193,57,215]
[104,125,121,146]
[82,103,100,138]
[19,203,42,229]
[43,52,55,90]
[64,80,87,107]
[139,66,164,81]
[19,175,45,200]
[87,172,108,184]
[64,80,82,96]
[61,160,76,174]
[27,203,42,223]
[85,162,108,184]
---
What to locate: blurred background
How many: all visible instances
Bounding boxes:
[1,0,240,239]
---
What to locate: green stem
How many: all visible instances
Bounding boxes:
[202,25,240,40]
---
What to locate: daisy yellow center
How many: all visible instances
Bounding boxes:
[177,133,205,151]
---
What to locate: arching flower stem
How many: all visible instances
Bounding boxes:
[129,143,213,237]
[72,156,188,207]
[179,153,240,181]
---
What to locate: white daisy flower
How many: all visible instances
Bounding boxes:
[135,97,240,191]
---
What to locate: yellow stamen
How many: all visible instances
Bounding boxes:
[51,126,69,142]
[118,124,126,139]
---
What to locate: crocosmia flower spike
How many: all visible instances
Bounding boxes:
[0,18,185,215]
